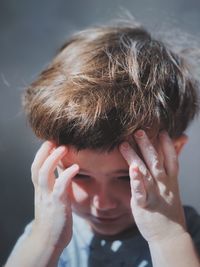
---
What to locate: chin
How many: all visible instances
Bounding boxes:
[93,227,122,236]
[89,222,135,237]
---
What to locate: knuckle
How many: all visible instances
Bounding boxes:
[31,175,37,185]
[146,174,153,183]
[51,190,59,201]
[53,182,61,195]
[52,188,63,203]
[131,194,146,207]
[155,169,166,181]
[174,159,179,170]
[158,182,170,196]
[38,167,47,178]
[31,162,39,174]
[171,155,179,168]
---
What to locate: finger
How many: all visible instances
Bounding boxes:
[38,146,67,191]
[120,142,145,168]
[159,131,179,177]
[52,164,79,202]
[31,141,55,186]
[120,141,152,179]
[120,142,155,195]
[134,130,166,182]
[156,141,165,168]
[129,166,147,207]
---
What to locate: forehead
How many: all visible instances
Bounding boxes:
[62,147,129,175]
[61,132,159,174]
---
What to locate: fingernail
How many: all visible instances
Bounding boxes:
[120,142,130,151]
[46,140,54,146]
[134,130,144,138]
[159,130,168,137]
[57,146,67,153]
[70,164,79,171]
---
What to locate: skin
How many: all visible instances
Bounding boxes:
[31,129,188,244]
[58,130,187,239]
[60,145,134,236]
[5,130,200,267]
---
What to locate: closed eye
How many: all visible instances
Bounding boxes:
[74,174,90,179]
[118,176,130,181]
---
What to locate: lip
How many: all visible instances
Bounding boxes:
[89,215,121,224]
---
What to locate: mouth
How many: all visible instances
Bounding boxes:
[89,215,121,224]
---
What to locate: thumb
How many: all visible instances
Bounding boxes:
[52,164,79,202]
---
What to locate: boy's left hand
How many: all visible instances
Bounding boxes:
[119,130,186,244]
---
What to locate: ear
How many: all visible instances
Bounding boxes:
[173,134,188,156]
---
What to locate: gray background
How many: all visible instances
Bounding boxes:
[0,0,200,265]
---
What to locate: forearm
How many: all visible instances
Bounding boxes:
[149,232,200,267]
[5,143,77,267]
[4,231,62,267]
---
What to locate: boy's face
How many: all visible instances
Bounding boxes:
[59,133,187,237]
[61,147,134,236]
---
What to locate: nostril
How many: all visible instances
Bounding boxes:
[92,194,117,211]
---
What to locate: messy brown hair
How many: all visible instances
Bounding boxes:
[23,22,199,150]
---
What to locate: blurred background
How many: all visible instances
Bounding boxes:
[0,0,200,265]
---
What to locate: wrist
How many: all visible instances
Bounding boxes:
[146,221,186,244]
[148,230,190,248]
[28,228,63,266]
[148,232,200,267]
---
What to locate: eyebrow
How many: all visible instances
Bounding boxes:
[79,168,129,175]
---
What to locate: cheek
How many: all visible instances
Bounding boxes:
[113,182,132,205]
[70,182,89,203]
[122,188,132,207]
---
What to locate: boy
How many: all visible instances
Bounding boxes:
[5,21,200,267]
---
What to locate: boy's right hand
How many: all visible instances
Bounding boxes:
[30,141,79,253]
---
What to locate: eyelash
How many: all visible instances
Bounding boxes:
[118,176,130,181]
[74,174,90,179]
[74,174,130,181]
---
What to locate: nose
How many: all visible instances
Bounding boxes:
[91,188,118,211]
